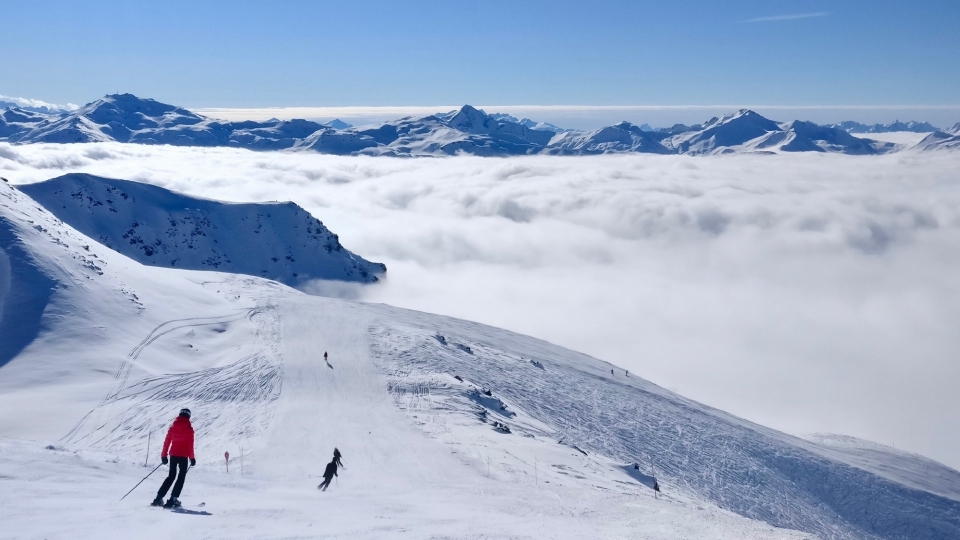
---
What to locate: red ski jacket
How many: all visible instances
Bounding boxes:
[161,415,195,460]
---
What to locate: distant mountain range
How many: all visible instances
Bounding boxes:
[823,120,940,133]
[1,93,956,155]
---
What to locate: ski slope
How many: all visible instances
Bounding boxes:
[2,179,959,539]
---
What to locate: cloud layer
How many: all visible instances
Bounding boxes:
[3,143,960,469]
[743,12,829,23]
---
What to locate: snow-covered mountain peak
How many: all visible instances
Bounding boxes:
[708,109,779,130]
[665,109,781,154]
[76,93,204,131]
[444,104,493,131]
[322,118,352,129]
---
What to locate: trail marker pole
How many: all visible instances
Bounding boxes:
[225,451,230,474]
[652,462,657,499]
[144,431,151,468]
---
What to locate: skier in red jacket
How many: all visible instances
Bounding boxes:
[151,408,196,508]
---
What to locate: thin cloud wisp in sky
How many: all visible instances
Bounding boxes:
[743,12,829,23]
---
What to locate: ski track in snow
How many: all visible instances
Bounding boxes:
[63,304,283,467]
[366,315,960,540]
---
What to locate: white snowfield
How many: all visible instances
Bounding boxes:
[1,180,959,540]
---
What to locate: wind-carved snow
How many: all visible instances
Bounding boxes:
[19,173,385,286]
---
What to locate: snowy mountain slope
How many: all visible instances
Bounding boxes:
[659,111,894,155]
[346,105,556,156]
[545,122,673,155]
[10,94,207,144]
[0,179,285,445]
[367,317,960,540]
[488,112,568,133]
[663,110,782,154]
[948,123,960,136]
[916,130,960,151]
[322,118,352,129]
[753,121,895,154]
[18,173,385,286]
[802,434,960,503]
[0,181,816,540]
[824,120,939,134]
[2,94,930,156]
[0,107,48,138]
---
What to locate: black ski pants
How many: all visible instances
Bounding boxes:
[157,456,189,499]
[318,475,333,491]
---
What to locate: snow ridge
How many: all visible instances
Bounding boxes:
[18,174,385,286]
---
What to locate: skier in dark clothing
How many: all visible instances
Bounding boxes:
[318,458,338,491]
[151,408,196,508]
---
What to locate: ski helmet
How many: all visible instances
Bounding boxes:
[179,408,192,418]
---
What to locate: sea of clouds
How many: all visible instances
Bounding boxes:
[3,142,960,469]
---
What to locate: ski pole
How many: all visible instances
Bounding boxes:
[120,463,163,501]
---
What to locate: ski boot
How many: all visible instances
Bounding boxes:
[163,497,181,508]
[150,496,164,507]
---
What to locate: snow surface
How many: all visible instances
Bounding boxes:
[916,131,960,151]
[847,131,932,147]
[18,173,385,286]
[2,169,960,539]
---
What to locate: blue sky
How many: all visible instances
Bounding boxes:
[2,1,958,114]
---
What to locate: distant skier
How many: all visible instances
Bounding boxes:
[611,369,614,375]
[333,447,344,468]
[318,457,339,491]
[151,408,196,508]
[324,351,328,362]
